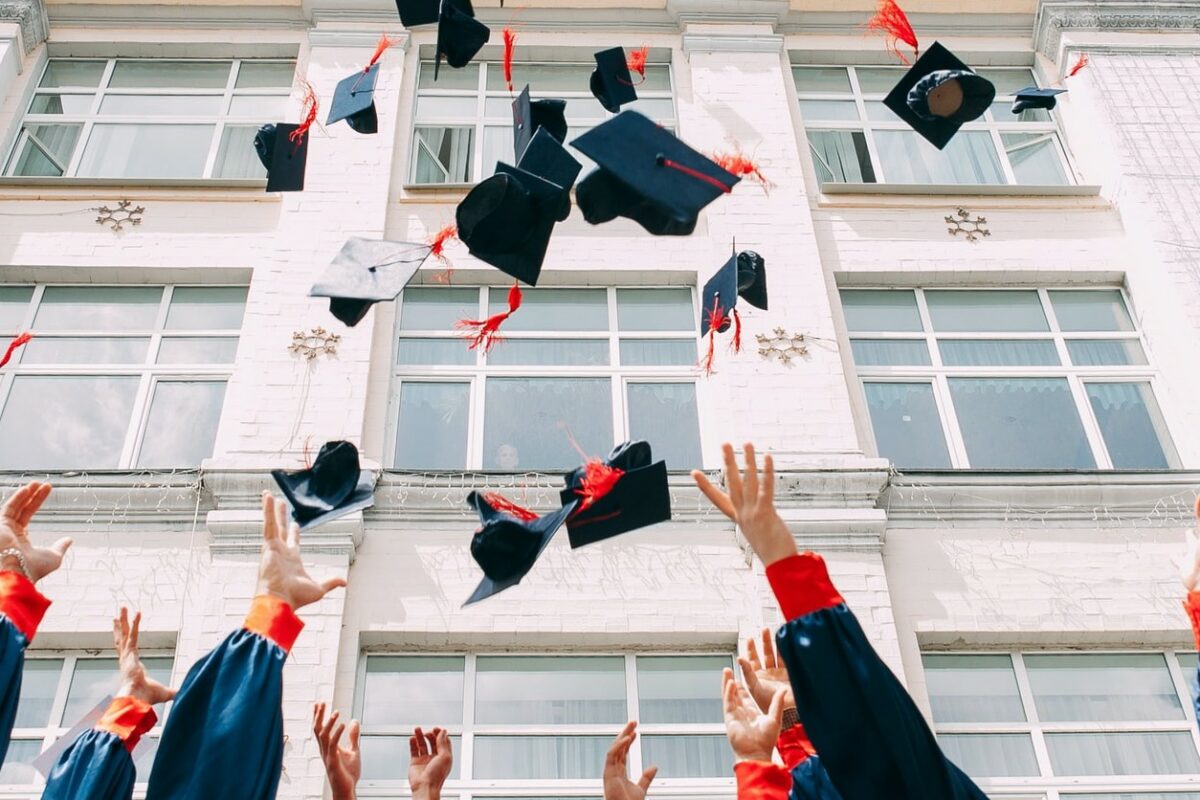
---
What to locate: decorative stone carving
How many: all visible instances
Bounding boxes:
[1034,1,1200,58]
[0,0,48,55]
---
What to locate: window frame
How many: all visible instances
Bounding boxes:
[843,286,1178,470]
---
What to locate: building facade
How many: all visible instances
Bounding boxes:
[1,0,1200,797]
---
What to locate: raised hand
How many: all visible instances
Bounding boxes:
[692,443,796,566]
[114,607,175,706]
[409,726,452,800]
[0,482,72,583]
[738,627,794,713]
[313,703,362,800]
[256,492,347,610]
[603,721,657,800]
[722,667,784,763]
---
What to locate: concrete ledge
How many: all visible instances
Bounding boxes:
[206,507,363,558]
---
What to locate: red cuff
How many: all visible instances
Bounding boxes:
[1183,591,1200,651]
[777,722,816,770]
[765,552,844,622]
[95,696,157,752]
[244,595,304,653]
[0,570,51,642]
[734,760,792,800]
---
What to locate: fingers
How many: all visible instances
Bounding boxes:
[767,687,787,726]
[1,483,34,523]
[274,497,289,544]
[319,577,348,599]
[287,521,300,549]
[323,710,341,743]
[261,493,277,543]
[413,726,429,758]
[129,611,141,654]
[738,657,761,696]
[638,766,658,791]
[434,726,449,753]
[760,628,776,670]
[745,635,762,671]
[606,720,637,766]
[313,702,326,739]
[721,668,737,715]
[112,611,122,652]
[691,471,737,520]
[409,733,419,758]
[347,719,361,753]
[763,454,775,506]
[50,537,72,559]
[742,443,759,505]
[330,721,346,753]
[722,444,743,509]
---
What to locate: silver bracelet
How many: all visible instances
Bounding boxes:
[0,548,30,580]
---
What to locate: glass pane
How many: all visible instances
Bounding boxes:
[1004,133,1069,185]
[638,64,672,93]
[627,383,701,469]
[0,287,32,330]
[361,656,465,726]
[854,67,906,93]
[36,286,161,330]
[487,339,610,366]
[849,339,931,366]
[1086,382,1173,469]
[483,378,612,470]
[792,67,851,93]
[227,96,288,119]
[20,336,150,364]
[15,659,64,727]
[564,98,609,124]
[108,60,231,89]
[489,288,608,331]
[975,68,1038,96]
[412,126,474,184]
[808,130,876,183]
[798,99,859,121]
[213,124,268,179]
[475,656,625,724]
[360,734,461,780]
[619,340,695,366]
[937,339,1060,367]
[40,60,107,88]
[29,93,96,114]
[487,63,592,92]
[400,288,479,330]
[865,101,902,122]
[864,382,951,468]
[840,290,922,332]
[234,61,296,89]
[994,99,1052,123]
[1179,652,1198,703]
[62,658,118,723]
[876,131,1005,185]
[926,290,1049,332]
[77,123,214,178]
[1045,732,1200,775]
[142,657,173,689]
[165,287,248,330]
[8,124,82,176]
[641,735,733,778]
[948,378,1095,469]
[1067,339,1148,366]
[1050,290,1135,332]
[416,95,480,118]
[396,338,474,366]
[136,381,226,467]
[0,376,139,469]
[418,62,479,90]
[1072,795,1200,800]
[937,733,1039,778]
[637,656,728,723]
[616,289,694,331]
[622,97,676,123]
[0,739,41,784]
[394,382,470,470]
[473,736,609,779]
[923,654,1025,723]
[157,337,239,364]
[481,125,515,174]
[1026,653,1182,722]
[98,95,224,116]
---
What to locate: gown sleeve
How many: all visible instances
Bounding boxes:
[1182,591,1200,722]
[735,760,792,800]
[0,571,51,765]
[766,553,987,800]
[40,697,157,800]
[144,595,304,800]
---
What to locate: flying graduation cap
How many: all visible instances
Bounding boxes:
[699,250,768,375]
[1012,86,1066,114]
[590,46,638,113]
[463,491,578,605]
[309,238,434,327]
[882,41,996,150]
[512,84,567,161]
[395,0,489,80]
[327,35,395,135]
[559,440,671,548]
[254,82,318,192]
[271,441,376,531]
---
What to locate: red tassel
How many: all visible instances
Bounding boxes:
[700,297,729,377]
[1067,52,1089,78]
[626,46,649,79]
[712,151,772,194]
[429,224,458,262]
[366,33,394,69]
[289,80,319,147]
[0,332,31,369]
[503,28,517,94]
[701,330,717,376]
[457,282,522,354]
[575,460,626,511]
[731,309,742,354]
[865,0,919,64]
[483,492,539,523]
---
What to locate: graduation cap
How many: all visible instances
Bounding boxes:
[512,84,568,161]
[254,123,308,192]
[327,66,381,134]
[882,41,996,150]
[590,47,638,113]
[395,0,439,26]
[700,250,767,336]
[271,441,376,530]
[435,0,490,80]
[1012,86,1066,114]
[572,111,740,236]
[464,491,578,605]
[519,127,582,223]
[309,238,434,327]
[559,440,671,548]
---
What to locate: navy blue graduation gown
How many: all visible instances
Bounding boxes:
[0,571,51,765]
[41,696,156,800]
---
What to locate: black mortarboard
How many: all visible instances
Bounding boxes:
[309,238,433,327]
[271,441,376,530]
[255,122,308,192]
[883,41,996,150]
[700,250,767,336]
[512,84,568,161]
[464,491,578,605]
[518,127,581,223]
[395,0,439,26]
[1012,86,1066,114]
[571,111,739,236]
[590,47,637,114]
[327,65,381,134]
[559,441,671,548]
[435,0,490,80]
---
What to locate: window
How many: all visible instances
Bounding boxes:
[354,654,733,798]
[0,284,246,470]
[410,60,674,185]
[5,59,296,179]
[924,651,1200,799]
[841,288,1176,470]
[1,653,173,795]
[792,65,1072,186]
[391,287,701,471]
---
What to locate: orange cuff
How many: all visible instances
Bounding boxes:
[777,722,816,770]
[1183,591,1200,651]
[734,760,792,800]
[244,595,304,653]
[95,696,157,752]
[765,552,844,622]
[0,570,51,642]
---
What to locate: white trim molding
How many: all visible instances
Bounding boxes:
[1035,0,1200,58]
[0,0,47,54]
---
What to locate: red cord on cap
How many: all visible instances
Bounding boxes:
[0,332,31,369]
[659,157,733,194]
[289,81,319,148]
[1067,52,1089,78]
[574,459,625,512]
[503,28,517,94]
[865,0,919,64]
[731,309,742,354]
[457,282,522,354]
[483,492,538,522]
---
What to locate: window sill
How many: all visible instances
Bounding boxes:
[817,182,1106,207]
[0,177,270,200]
[400,182,474,202]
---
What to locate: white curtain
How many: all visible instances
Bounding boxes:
[1046,732,1200,776]
[875,130,1004,184]
[938,733,1038,778]
[415,126,473,183]
[808,130,873,183]
[937,339,1059,367]
[473,736,609,779]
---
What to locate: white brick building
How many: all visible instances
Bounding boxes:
[1,0,1200,797]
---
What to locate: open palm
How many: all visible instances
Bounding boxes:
[114,607,175,706]
[256,492,346,610]
[603,721,657,800]
[314,703,362,800]
[0,482,72,582]
[409,726,452,800]
[739,628,794,712]
[722,667,784,763]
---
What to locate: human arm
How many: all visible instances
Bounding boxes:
[409,726,453,800]
[723,666,792,800]
[603,721,657,800]
[315,703,362,800]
